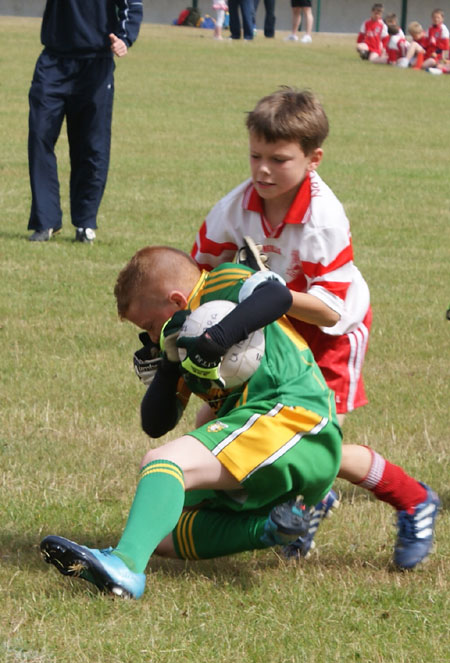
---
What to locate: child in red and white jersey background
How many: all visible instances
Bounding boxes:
[428,8,449,62]
[373,13,408,65]
[406,21,440,70]
[356,3,388,61]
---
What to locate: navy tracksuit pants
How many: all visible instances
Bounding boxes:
[228,0,255,39]
[28,51,115,231]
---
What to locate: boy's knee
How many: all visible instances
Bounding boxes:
[140,446,165,469]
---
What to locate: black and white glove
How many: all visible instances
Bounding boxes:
[133,332,163,386]
[235,235,269,271]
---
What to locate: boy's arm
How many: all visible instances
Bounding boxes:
[212,273,292,346]
[357,21,366,43]
[140,359,189,438]
[288,291,340,327]
[177,275,292,383]
[141,312,191,437]
[236,232,342,328]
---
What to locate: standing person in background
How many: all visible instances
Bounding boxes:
[285,0,314,44]
[228,0,254,40]
[252,0,276,38]
[27,0,143,243]
[213,1,229,40]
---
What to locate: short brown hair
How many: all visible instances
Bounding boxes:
[372,3,384,12]
[246,87,329,156]
[114,245,198,318]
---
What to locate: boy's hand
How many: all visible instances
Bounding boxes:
[160,310,189,362]
[176,332,226,388]
[133,332,163,385]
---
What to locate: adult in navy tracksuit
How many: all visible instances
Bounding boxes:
[228,0,255,40]
[28,0,143,243]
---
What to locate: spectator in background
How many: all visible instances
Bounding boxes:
[252,0,276,38]
[356,3,388,61]
[228,0,254,40]
[373,13,408,65]
[27,0,143,243]
[384,12,404,37]
[285,0,314,44]
[405,21,438,69]
[213,0,228,39]
[427,8,449,62]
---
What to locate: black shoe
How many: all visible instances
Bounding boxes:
[29,227,62,242]
[75,227,96,243]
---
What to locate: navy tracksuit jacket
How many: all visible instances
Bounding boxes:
[28,0,143,231]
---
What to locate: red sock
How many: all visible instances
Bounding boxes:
[413,52,424,69]
[357,448,427,512]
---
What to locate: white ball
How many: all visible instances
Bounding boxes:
[178,300,265,388]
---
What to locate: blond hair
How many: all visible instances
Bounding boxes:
[408,21,423,36]
[114,246,199,318]
[246,87,329,156]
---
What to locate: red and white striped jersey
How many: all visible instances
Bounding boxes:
[428,23,449,58]
[191,171,370,337]
[386,32,408,62]
[357,18,388,55]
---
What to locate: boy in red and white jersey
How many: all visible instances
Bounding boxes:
[192,89,371,422]
[189,88,440,568]
[356,3,388,61]
[374,14,408,65]
[428,8,449,62]
[384,12,404,38]
[406,21,438,69]
[385,28,408,64]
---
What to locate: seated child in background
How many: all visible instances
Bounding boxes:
[384,12,404,37]
[373,13,408,65]
[428,8,449,62]
[405,21,438,69]
[356,3,388,61]
[213,1,228,39]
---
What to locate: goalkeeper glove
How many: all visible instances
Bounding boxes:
[176,332,227,388]
[235,235,269,271]
[133,332,163,386]
[159,310,189,363]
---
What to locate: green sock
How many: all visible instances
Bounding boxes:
[173,508,270,560]
[113,460,185,573]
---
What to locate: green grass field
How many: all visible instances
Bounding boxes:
[1,17,449,663]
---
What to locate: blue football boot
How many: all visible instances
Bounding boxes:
[282,489,340,559]
[394,483,440,569]
[40,535,146,599]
